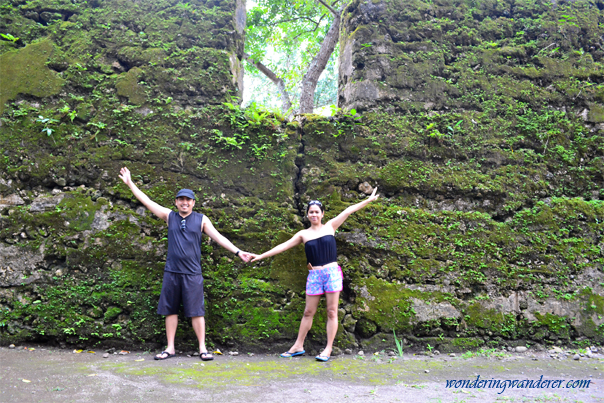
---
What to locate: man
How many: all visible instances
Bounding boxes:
[118,167,252,361]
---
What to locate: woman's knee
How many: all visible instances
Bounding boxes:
[326,307,338,320]
[303,307,317,317]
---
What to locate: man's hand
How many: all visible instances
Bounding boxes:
[119,167,133,187]
[238,251,255,263]
[250,254,263,263]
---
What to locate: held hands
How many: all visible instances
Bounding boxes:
[118,167,133,187]
[250,253,264,263]
[237,251,257,263]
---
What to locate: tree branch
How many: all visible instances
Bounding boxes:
[299,10,341,113]
[290,15,326,41]
[243,53,293,115]
[315,0,338,16]
[274,16,322,29]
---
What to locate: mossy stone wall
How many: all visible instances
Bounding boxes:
[0,0,244,115]
[339,0,604,115]
[0,0,602,353]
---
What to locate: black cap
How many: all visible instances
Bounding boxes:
[175,189,196,200]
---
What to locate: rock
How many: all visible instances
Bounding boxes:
[24,11,39,21]
[103,353,109,358]
[573,354,580,360]
[228,351,239,356]
[433,350,440,355]
[532,344,545,352]
[358,182,374,195]
[449,353,456,357]
[590,346,598,353]
[425,369,430,373]
[29,194,65,212]
[344,349,352,355]
[550,347,563,354]
[0,194,25,209]
[410,298,461,323]
[342,314,357,332]
[515,346,527,353]
[332,346,342,356]
[9,344,15,349]
[388,351,396,356]
[357,350,364,356]
[111,61,125,72]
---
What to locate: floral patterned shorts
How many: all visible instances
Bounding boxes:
[306,263,343,296]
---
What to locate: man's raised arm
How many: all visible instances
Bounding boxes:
[119,167,171,222]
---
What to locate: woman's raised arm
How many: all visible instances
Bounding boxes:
[328,187,379,231]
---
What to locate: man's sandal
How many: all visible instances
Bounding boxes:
[154,351,176,360]
[200,351,214,361]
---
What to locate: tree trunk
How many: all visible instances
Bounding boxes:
[298,11,341,114]
[243,53,293,115]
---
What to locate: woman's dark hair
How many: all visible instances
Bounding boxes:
[306,200,324,214]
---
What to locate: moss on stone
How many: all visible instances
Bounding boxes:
[115,67,146,105]
[0,39,65,114]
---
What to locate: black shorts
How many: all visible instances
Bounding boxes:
[157,271,205,317]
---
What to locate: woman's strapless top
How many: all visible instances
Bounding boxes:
[304,234,337,266]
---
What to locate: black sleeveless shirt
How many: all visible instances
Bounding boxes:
[164,211,204,275]
[304,235,337,266]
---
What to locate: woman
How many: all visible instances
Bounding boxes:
[251,188,379,361]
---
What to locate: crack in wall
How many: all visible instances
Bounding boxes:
[292,120,307,221]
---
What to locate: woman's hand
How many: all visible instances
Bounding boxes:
[368,186,379,202]
[250,254,264,263]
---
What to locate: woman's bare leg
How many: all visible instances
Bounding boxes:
[320,291,340,358]
[287,294,321,353]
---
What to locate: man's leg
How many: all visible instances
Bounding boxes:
[183,274,208,358]
[156,271,180,359]
[165,314,178,351]
[191,316,206,352]
[192,316,213,359]
[155,314,178,359]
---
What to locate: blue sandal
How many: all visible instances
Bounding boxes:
[315,354,330,362]
[280,350,305,358]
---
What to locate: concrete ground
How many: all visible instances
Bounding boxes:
[1,345,603,403]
